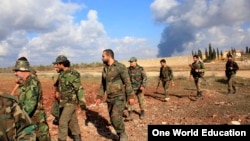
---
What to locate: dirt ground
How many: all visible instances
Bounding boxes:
[0,66,250,141]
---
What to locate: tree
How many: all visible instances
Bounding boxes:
[198,49,202,60]
[220,50,223,59]
[216,48,220,59]
[208,43,212,60]
[205,48,208,60]
[246,46,249,54]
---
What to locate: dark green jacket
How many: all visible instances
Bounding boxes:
[159,66,174,81]
[18,74,47,124]
[58,68,85,107]
[190,61,205,78]
[128,64,147,90]
[97,60,135,100]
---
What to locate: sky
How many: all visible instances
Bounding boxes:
[0,0,250,67]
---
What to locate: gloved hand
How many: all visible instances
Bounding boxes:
[80,104,87,111]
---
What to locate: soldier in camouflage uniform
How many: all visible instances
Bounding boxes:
[159,59,175,102]
[50,63,61,125]
[10,57,37,96]
[0,92,36,141]
[12,57,51,141]
[225,53,239,94]
[95,49,135,141]
[189,55,205,98]
[53,55,86,141]
[126,57,147,120]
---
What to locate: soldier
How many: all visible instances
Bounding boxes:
[189,55,205,98]
[10,57,37,96]
[95,49,135,141]
[12,57,51,141]
[50,63,61,125]
[0,92,36,141]
[126,57,147,120]
[159,59,175,102]
[53,55,86,141]
[225,53,239,94]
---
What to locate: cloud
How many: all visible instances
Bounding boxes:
[151,0,250,57]
[0,0,157,67]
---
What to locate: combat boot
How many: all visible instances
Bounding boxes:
[72,134,82,141]
[140,110,145,120]
[118,132,128,141]
[196,91,202,98]
[232,87,236,94]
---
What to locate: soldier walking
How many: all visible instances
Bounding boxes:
[225,53,239,94]
[95,49,135,141]
[126,57,147,120]
[189,55,205,98]
[53,55,86,141]
[159,59,175,102]
[13,57,51,141]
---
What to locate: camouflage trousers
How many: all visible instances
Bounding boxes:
[193,77,201,92]
[35,122,51,141]
[107,95,126,134]
[162,80,171,98]
[31,111,51,141]
[58,103,81,140]
[51,99,60,119]
[227,74,236,92]
[126,90,145,111]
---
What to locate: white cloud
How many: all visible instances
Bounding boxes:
[0,0,157,67]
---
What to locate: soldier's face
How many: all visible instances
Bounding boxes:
[54,64,60,73]
[129,61,136,67]
[14,71,25,80]
[193,57,198,62]
[102,52,109,64]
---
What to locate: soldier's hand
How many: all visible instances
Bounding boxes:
[128,98,135,105]
[95,98,101,106]
[55,92,59,99]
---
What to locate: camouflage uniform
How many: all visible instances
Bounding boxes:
[51,75,61,125]
[54,55,85,141]
[97,60,135,138]
[159,65,174,99]
[225,56,239,94]
[0,92,36,141]
[13,58,51,141]
[190,60,205,97]
[127,58,147,120]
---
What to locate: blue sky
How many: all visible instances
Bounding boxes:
[0,0,250,67]
[74,0,164,43]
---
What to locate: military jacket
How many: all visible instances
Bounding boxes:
[159,66,174,81]
[0,93,36,141]
[225,60,239,77]
[18,74,47,124]
[190,61,205,78]
[127,64,147,90]
[58,68,85,107]
[97,60,135,99]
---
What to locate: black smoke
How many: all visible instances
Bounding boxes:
[157,23,196,57]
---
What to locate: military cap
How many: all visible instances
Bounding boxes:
[13,59,31,72]
[128,57,137,62]
[53,55,68,64]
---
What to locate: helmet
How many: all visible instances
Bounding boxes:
[13,60,30,71]
[53,55,68,64]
